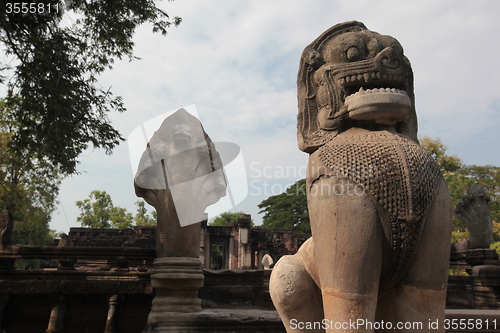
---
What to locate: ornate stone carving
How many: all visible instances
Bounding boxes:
[318,131,443,290]
[262,254,273,270]
[296,21,418,154]
[270,21,453,332]
[134,108,226,332]
[134,108,226,257]
[455,184,493,249]
[452,184,497,267]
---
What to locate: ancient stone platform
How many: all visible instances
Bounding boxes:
[143,309,285,333]
[140,309,499,333]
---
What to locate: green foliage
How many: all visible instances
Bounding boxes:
[449,268,469,276]
[493,221,500,242]
[109,206,134,229]
[0,0,181,174]
[134,200,156,226]
[492,241,500,256]
[209,211,252,227]
[76,190,132,228]
[420,137,500,248]
[76,192,156,228]
[258,179,310,233]
[420,137,474,230]
[451,230,469,243]
[0,99,61,246]
[420,137,463,173]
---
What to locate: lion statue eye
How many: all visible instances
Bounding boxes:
[346,46,360,61]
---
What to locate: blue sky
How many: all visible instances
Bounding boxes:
[50,0,500,232]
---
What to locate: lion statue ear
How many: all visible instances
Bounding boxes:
[297,21,419,153]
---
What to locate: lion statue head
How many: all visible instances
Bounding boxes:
[297,21,417,153]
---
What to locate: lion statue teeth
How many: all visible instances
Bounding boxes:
[270,21,453,333]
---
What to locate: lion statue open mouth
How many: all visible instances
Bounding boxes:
[271,21,452,333]
[297,21,417,153]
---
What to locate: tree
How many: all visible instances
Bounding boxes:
[420,138,500,237]
[76,190,133,228]
[420,137,475,230]
[109,206,134,229]
[208,211,253,227]
[134,200,156,226]
[76,192,157,228]
[258,179,310,233]
[1,0,181,174]
[419,137,463,173]
[0,98,61,246]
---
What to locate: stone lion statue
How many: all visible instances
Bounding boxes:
[270,21,452,332]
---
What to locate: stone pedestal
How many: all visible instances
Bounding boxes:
[147,257,204,332]
[465,248,499,267]
[472,265,500,309]
[145,309,286,333]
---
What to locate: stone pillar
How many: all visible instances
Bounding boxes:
[148,257,204,326]
[236,215,252,269]
[199,217,210,269]
[46,294,66,333]
[145,258,205,332]
[229,234,236,269]
[134,109,226,332]
[104,294,122,333]
[256,250,264,269]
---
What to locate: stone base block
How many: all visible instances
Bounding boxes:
[147,257,204,317]
[144,309,285,333]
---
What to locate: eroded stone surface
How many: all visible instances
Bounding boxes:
[271,21,453,332]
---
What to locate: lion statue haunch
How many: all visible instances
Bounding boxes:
[270,21,452,332]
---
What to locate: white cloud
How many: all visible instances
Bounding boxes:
[51,0,500,231]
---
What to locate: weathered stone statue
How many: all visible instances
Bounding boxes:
[58,233,73,247]
[452,184,497,267]
[134,108,226,331]
[455,184,492,250]
[262,253,273,270]
[270,21,453,332]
